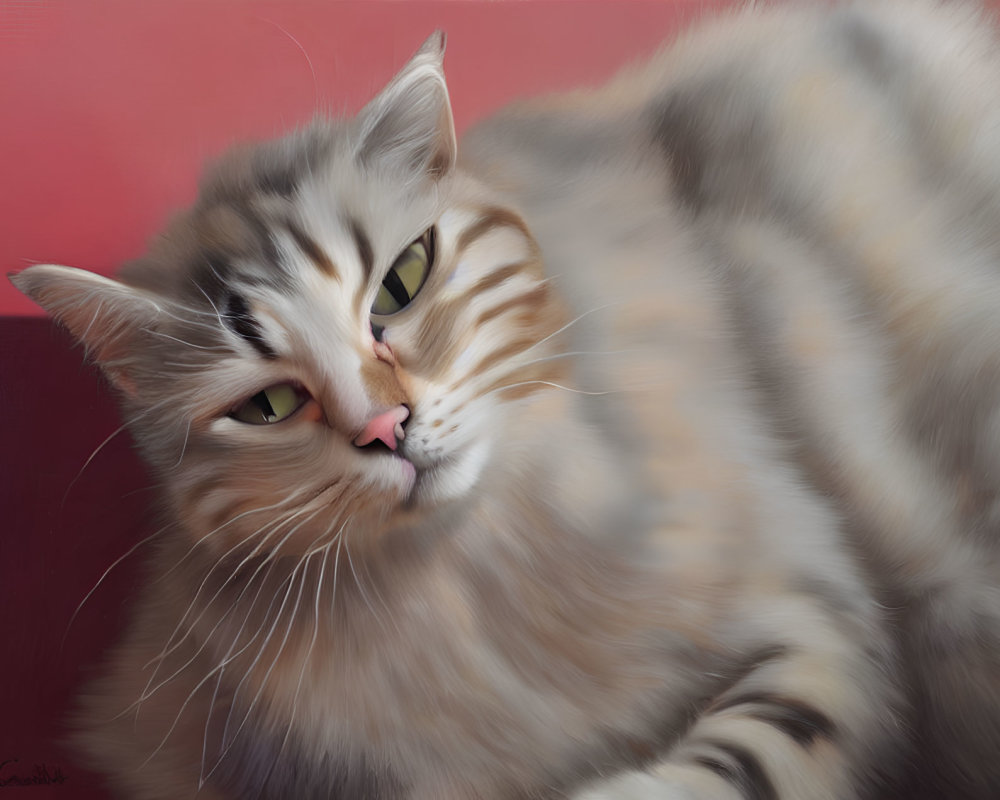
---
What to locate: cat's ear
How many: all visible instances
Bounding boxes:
[9,265,161,396]
[355,31,457,180]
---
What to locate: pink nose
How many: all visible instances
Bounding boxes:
[353,405,409,451]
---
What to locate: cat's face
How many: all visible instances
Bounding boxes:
[12,34,567,559]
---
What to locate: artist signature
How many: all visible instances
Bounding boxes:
[0,758,67,787]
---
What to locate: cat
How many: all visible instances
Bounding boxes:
[12,0,1000,797]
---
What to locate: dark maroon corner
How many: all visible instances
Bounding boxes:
[0,317,150,798]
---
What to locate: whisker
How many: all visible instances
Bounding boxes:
[59,396,175,509]
[140,517,327,770]
[515,348,640,369]
[199,517,339,785]
[520,302,623,356]
[483,379,615,399]
[155,492,308,584]
[193,281,227,329]
[142,328,233,352]
[60,423,130,508]
[60,526,164,652]
[155,306,228,335]
[345,530,387,634]
[256,17,319,111]
[138,503,321,694]
[259,541,331,793]
[212,545,318,770]
[172,419,192,470]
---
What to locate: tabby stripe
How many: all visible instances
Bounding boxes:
[467,336,539,379]
[456,207,534,257]
[284,221,339,281]
[694,741,777,800]
[475,284,550,328]
[711,692,836,747]
[224,293,277,359]
[468,259,537,296]
[350,218,375,279]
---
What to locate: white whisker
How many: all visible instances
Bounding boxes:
[521,302,622,356]
[172,419,192,470]
[61,526,164,652]
[484,379,615,398]
[60,396,175,509]
[137,504,322,704]
[142,328,232,352]
[256,17,319,111]
[345,530,387,634]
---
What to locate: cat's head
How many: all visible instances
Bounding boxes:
[11,33,568,559]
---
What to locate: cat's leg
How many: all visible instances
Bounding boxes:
[574,594,898,800]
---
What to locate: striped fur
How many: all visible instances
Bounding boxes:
[11,3,1000,797]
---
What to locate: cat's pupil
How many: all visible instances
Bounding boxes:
[253,391,276,421]
[381,267,412,307]
[230,383,307,425]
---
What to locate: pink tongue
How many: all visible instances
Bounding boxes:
[353,405,409,451]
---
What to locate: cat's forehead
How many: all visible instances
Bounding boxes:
[124,121,440,305]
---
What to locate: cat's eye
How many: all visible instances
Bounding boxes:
[230,383,309,425]
[371,230,434,316]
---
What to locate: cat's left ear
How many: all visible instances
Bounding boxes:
[9,265,163,397]
[355,31,457,180]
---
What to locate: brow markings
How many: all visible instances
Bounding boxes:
[284,220,340,281]
[224,293,278,359]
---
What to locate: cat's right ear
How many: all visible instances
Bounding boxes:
[9,265,160,396]
[355,31,457,181]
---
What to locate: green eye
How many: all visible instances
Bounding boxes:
[371,231,433,316]
[230,383,308,425]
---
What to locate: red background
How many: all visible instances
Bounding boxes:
[4,0,956,796]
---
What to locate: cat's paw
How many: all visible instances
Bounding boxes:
[572,771,694,800]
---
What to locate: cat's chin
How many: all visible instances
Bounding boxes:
[403,438,493,508]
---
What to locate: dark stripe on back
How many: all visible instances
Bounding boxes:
[350,218,375,278]
[712,692,836,747]
[648,76,771,217]
[224,293,277,359]
[649,91,707,210]
[285,220,339,280]
[695,741,777,800]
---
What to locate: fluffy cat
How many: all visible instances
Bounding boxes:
[12,1,1000,797]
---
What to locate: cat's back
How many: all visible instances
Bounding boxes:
[468,5,1000,795]
[463,0,1000,226]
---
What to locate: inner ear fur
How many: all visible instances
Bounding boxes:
[355,31,457,181]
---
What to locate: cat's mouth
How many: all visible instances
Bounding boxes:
[355,438,401,458]
[355,435,421,500]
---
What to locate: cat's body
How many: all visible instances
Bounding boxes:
[13,1,1000,798]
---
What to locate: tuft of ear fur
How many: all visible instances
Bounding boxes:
[9,265,161,395]
[355,31,457,180]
